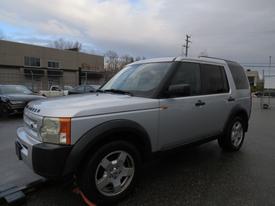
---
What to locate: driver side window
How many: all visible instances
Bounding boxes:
[169,62,201,97]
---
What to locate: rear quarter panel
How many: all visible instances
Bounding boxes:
[224,64,252,118]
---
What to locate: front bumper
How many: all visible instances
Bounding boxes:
[9,103,26,110]
[2,102,26,114]
[16,127,72,178]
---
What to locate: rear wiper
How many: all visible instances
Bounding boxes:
[102,89,133,96]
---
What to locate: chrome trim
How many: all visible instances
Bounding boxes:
[24,109,43,141]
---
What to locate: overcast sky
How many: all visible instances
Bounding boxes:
[1,0,275,65]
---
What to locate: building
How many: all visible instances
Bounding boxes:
[245,69,261,87]
[0,40,104,91]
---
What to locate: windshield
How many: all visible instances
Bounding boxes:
[0,85,32,95]
[101,62,172,97]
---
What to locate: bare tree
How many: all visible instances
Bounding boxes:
[120,55,134,68]
[105,50,119,71]
[51,38,82,51]
[135,56,141,61]
[105,51,145,72]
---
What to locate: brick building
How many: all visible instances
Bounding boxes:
[0,40,105,91]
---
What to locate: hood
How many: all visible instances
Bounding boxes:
[2,94,45,102]
[26,93,159,117]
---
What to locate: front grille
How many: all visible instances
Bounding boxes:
[23,110,42,141]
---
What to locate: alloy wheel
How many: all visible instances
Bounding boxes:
[95,150,135,197]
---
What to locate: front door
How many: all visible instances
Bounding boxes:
[159,62,207,149]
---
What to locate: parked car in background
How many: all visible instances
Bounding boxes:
[39,85,69,97]
[254,90,275,97]
[0,85,45,116]
[64,85,73,91]
[68,84,100,95]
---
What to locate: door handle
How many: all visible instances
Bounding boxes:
[195,100,206,106]
[228,96,235,102]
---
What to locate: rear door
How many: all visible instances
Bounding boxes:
[198,64,231,136]
[158,62,232,150]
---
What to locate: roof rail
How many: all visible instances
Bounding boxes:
[198,56,236,64]
[198,56,226,61]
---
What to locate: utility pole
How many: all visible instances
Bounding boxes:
[261,69,265,109]
[182,35,191,57]
[268,56,271,106]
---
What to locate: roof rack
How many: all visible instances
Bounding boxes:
[198,56,236,64]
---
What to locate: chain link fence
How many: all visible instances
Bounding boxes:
[0,69,112,92]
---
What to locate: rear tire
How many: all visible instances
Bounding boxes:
[218,116,245,151]
[77,140,141,205]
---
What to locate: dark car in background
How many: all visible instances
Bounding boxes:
[0,85,45,116]
[68,84,100,95]
[254,90,275,97]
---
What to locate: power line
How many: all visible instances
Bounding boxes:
[241,65,275,68]
[240,63,275,65]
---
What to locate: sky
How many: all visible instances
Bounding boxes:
[1,0,275,75]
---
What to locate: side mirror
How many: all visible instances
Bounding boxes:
[168,84,191,97]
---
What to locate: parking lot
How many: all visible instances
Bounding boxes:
[1,98,275,206]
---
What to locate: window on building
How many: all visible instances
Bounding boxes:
[48,61,60,69]
[24,56,40,67]
[200,64,229,94]
[248,76,255,86]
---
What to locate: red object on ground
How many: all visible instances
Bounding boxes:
[73,187,96,206]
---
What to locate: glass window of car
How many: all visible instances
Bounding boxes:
[200,64,229,94]
[85,85,95,92]
[0,85,32,94]
[226,61,249,89]
[169,62,201,96]
[101,62,172,97]
[73,85,85,92]
[51,86,61,91]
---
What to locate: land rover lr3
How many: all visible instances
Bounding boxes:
[16,56,251,204]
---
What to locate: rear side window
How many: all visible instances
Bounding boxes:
[170,62,201,96]
[200,64,229,94]
[226,61,249,89]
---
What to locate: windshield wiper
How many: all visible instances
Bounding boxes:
[96,89,104,93]
[102,89,133,96]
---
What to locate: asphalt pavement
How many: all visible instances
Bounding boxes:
[0,115,42,187]
[1,98,275,206]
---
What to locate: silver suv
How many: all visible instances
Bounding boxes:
[15,56,251,204]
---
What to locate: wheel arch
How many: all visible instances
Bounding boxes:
[63,119,152,175]
[224,105,249,133]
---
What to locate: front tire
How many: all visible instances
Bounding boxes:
[77,141,141,205]
[218,116,245,151]
[0,102,10,117]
